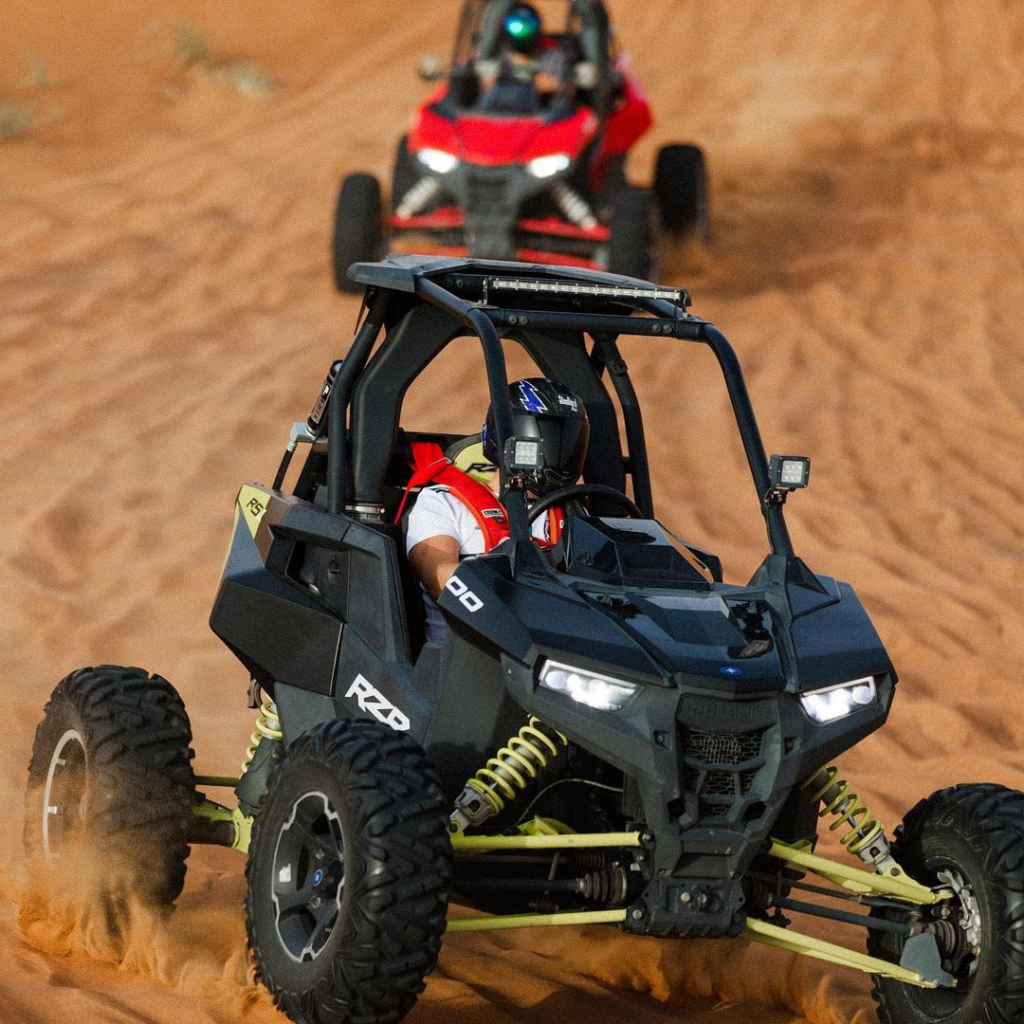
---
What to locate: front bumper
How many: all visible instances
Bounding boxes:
[390,164,608,264]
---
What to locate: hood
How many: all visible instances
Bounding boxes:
[413,105,599,167]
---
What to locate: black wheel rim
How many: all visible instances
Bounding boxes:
[271,791,345,963]
[42,728,87,859]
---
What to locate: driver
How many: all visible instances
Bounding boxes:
[477,3,569,107]
[406,378,589,641]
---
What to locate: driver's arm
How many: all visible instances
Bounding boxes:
[409,534,461,602]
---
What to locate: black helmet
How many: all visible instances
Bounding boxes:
[482,378,589,495]
[502,3,542,54]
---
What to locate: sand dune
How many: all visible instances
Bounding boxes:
[1,1,1022,1021]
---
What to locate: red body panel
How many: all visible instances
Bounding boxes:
[602,73,654,156]
[412,105,600,166]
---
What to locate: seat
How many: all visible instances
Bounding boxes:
[444,434,497,484]
[396,434,496,658]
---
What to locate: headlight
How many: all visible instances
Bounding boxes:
[800,677,877,724]
[527,154,571,178]
[417,148,459,174]
[539,659,639,711]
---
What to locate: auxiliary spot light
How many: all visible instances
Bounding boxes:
[769,454,811,490]
[504,436,544,472]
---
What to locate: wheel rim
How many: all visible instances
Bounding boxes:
[271,791,345,963]
[42,728,87,859]
[906,860,982,1013]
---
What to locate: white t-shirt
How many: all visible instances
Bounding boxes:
[405,484,553,640]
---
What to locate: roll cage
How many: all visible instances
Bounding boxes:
[320,255,795,565]
[450,0,614,112]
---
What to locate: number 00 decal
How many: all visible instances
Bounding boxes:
[446,576,484,612]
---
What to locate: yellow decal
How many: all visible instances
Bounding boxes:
[238,484,270,539]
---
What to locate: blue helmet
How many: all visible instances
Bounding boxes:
[482,378,589,495]
[503,3,542,54]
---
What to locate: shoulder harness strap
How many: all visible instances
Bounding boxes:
[399,441,510,552]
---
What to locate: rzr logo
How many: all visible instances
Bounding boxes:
[446,576,484,612]
[345,674,410,732]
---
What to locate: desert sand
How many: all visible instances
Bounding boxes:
[1,1,1022,1022]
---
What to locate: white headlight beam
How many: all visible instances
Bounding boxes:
[799,677,877,724]
[539,660,639,712]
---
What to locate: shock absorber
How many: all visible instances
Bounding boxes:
[236,696,284,816]
[450,717,567,833]
[395,176,442,219]
[552,182,598,230]
[803,765,900,876]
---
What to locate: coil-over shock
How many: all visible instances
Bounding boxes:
[804,765,900,876]
[450,717,567,833]
[235,695,284,816]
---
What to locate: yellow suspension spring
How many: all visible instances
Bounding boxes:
[804,765,884,855]
[241,698,283,775]
[465,717,567,817]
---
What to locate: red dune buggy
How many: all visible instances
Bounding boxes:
[332,0,708,291]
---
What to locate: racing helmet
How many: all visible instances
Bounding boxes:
[502,3,543,55]
[482,378,590,495]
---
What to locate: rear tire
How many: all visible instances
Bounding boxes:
[25,665,196,911]
[331,173,383,293]
[246,719,452,1024]
[868,784,1024,1024]
[653,143,709,240]
[607,185,657,281]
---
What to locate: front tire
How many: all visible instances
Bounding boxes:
[607,185,657,281]
[246,719,452,1024]
[331,173,383,293]
[24,665,196,911]
[653,143,709,240]
[869,784,1024,1024]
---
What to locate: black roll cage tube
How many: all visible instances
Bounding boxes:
[327,280,794,560]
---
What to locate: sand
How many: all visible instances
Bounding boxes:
[0,1,1022,1021]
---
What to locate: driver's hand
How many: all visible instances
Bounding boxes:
[574,61,599,89]
[535,70,561,94]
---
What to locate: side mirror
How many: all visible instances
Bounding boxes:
[418,55,444,82]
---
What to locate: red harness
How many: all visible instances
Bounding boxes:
[397,441,562,551]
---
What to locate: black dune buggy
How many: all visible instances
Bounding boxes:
[27,254,1024,1024]
[331,0,709,292]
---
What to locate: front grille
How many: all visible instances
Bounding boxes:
[467,170,510,210]
[683,726,766,798]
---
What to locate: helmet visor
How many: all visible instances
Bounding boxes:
[504,11,540,48]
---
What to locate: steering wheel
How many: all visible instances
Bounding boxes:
[527,483,644,525]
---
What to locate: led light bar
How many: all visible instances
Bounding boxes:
[486,277,686,305]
